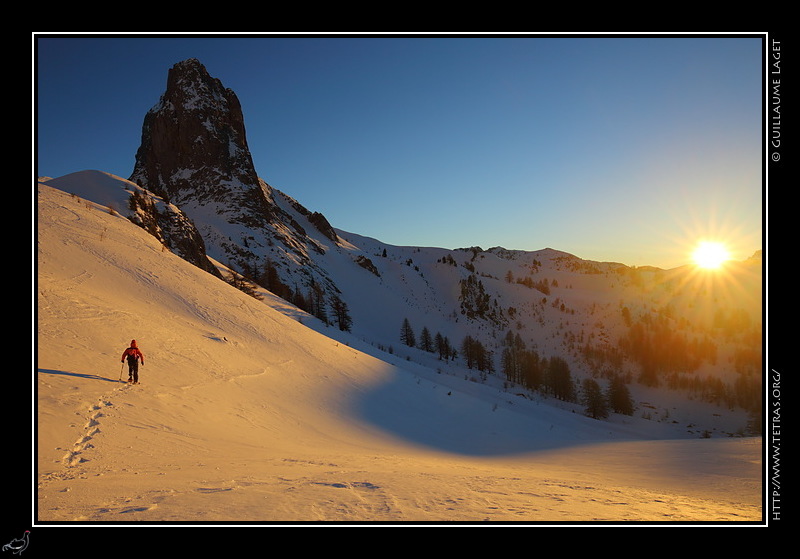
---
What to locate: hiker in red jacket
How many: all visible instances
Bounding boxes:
[121,339,145,384]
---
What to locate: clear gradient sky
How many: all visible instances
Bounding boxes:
[35,33,764,269]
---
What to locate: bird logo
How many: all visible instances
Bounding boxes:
[2,531,29,555]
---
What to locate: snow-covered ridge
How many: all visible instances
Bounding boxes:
[39,169,762,430]
[35,177,761,522]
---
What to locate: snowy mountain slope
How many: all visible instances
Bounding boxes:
[39,170,761,435]
[36,181,761,522]
[92,57,762,445]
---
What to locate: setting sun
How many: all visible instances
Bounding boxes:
[692,241,731,269]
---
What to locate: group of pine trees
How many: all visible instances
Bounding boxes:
[615,305,762,416]
[501,330,634,418]
[580,376,635,419]
[500,331,578,403]
[229,257,353,332]
[400,318,457,361]
[399,318,503,376]
[291,282,352,332]
[401,320,635,420]
[460,335,493,374]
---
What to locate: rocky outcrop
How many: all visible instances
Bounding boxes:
[129,58,262,209]
[128,58,340,293]
[126,188,222,278]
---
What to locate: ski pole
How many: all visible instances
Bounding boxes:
[119,363,124,382]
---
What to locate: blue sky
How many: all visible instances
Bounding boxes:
[35,34,764,268]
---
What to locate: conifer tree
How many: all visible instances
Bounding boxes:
[330,294,352,332]
[419,327,434,353]
[400,318,416,347]
[435,332,453,361]
[546,356,576,401]
[308,281,328,324]
[607,375,634,415]
[581,378,609,419]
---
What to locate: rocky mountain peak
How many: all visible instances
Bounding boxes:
[129,58,261,208]
[127,58,341,302]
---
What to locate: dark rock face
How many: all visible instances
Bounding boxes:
[129,58,262,209]
[128,58,341,300]
[126,188,222,278]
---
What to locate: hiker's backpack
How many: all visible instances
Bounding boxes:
[126,348,138,365]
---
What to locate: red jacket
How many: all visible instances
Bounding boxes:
[121,340,145,364]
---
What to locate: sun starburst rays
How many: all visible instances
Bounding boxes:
[691,240,731,270]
